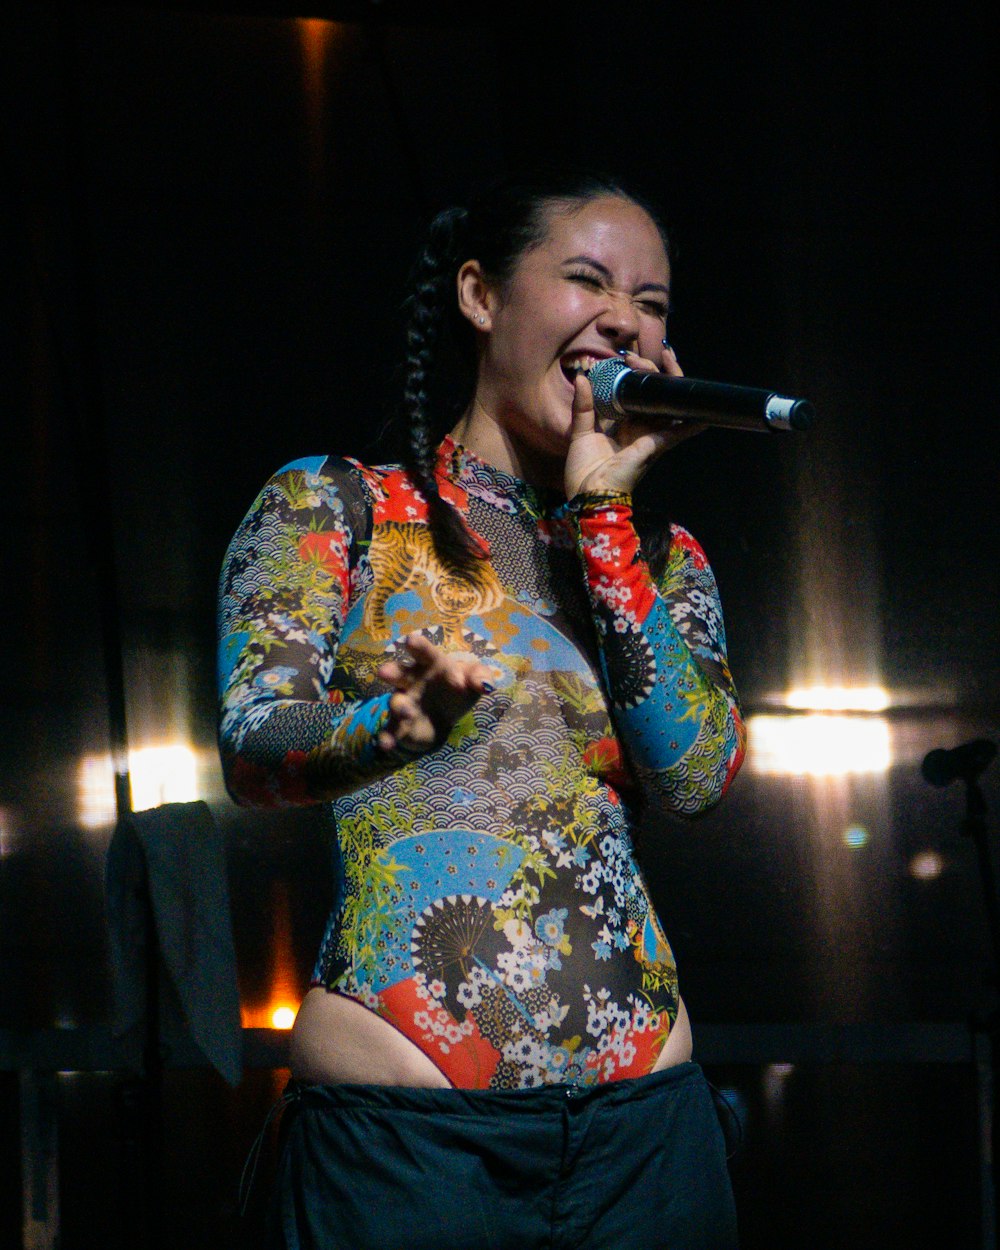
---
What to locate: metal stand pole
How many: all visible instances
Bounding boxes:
[923,742,997,1246]
[963,777,999,1250]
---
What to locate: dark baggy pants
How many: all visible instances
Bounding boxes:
[266,1061,739,1250]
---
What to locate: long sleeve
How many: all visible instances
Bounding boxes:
[568,492,746,815]
[217,456,402,808]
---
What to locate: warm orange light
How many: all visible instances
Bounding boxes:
[237,884,301,1031]
[271,1005,297,1030]
[240,1000,301,1030]
[298,18,332,52]
[298,17,332,98]
[297,17,337,183]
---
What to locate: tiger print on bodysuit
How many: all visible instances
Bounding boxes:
[364,521,505,649]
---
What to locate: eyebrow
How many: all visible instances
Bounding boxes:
[560,254,670,298]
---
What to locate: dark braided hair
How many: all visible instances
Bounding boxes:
[398,170,675,580]
[401,205,481,569]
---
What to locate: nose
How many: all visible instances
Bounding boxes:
[596,291,640,348]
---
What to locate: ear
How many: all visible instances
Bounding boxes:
[456,260,495,332]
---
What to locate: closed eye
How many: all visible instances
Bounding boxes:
[566,268,605,289]
[638,299,668,319]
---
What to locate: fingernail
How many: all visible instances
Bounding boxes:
[481,682,495,694]
[661,338,671,349]
[617,348,629,356]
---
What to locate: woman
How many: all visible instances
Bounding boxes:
[219,172,746,1249]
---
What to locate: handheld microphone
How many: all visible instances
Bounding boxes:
[587,357,816,433]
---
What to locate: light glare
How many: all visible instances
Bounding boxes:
[78,744,200,827]
[748,714,892,776]
[785,685,885,715]
[271,1005,297,1030]
[910,850,944,881]
[129,745,198,812]
[785,686,890,712]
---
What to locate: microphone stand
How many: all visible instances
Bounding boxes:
[963,774,999,1250]
[924,746,998,1249]
[962,775,1000,978]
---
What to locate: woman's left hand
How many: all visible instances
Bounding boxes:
[563,344,703,499]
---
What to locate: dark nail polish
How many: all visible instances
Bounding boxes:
[661,337,671,349]
[481,682,495,694]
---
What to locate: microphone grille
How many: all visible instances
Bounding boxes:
[586,358,628,421]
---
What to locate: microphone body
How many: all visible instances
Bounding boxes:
[586,358,816,433]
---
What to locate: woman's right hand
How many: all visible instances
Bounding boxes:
[565,344,704,499]
[376,632,494,755]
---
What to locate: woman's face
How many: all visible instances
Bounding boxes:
[470,195,671,461]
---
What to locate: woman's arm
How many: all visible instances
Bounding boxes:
[569,493,746,815]
[217,456,401,807]
[218,456,492,808]
[561,351,745,816]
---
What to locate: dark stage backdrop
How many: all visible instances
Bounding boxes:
[2,3,996,1247]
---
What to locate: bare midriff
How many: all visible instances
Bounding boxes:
[289,986,694,1089]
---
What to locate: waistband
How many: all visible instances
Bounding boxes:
[288,1060,704,1119]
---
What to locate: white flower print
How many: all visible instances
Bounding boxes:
[457,980,482,1009]
[503,919,533,948]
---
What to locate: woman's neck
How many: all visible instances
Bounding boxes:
[450,402,565,494]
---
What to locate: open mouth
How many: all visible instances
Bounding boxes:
[559,351,609,384]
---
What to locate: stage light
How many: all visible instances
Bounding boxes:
[297,17,338,184]
[239,883,302,1031]
[784,685,890,712]
[78,743,200,827]
[748,713,892,776]
[129,745,198,811]
[271,1005,297,1030]
[909,850,944,881]
[79,754,117,828]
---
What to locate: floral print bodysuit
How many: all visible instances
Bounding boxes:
[218,436,745,1090]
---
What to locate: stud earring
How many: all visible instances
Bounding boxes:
[477,315,486,325]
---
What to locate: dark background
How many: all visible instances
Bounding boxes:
[1,2,996,1247]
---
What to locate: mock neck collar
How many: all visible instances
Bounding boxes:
[436,434,566,520]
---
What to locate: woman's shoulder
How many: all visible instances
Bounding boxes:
[251,454,433,532]
[263,453,415,500]
[268,452,380,485]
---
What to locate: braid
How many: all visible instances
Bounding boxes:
[634,509,674,585]
[401,207,484,575]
